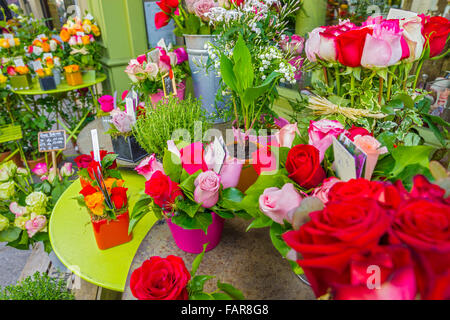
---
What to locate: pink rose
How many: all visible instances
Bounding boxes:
[180,142,208,175]
[10,202,26,217]
[218,157,244,189]
[98,95,114,113]
[275,123,301,148]
[280,34,305,55]
[305,27,324,62]
[312,177,341,204]
[194,170,221,208]
[400,16,425,61]
[60,162,74,177]
[137,54,147,65]
[193,0,216,21]
[25,215,47,238]
[361,19,406,68]
[122,90,129,101]
[32,163,47,176]
[259,183,302,225]
[125,59,146,83]
[174,47,188,64]
[144,62,159,79]
[353,135,388,180]
[135,154,164,180]
[111,109,134,133]
[308,119,345,162]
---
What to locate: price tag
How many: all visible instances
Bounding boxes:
[37,34,46,39]
[332,137,357,181]
[387,8,417,20]
[157,38,168,51]
[33,60,43,71]
[43,53,53,60]
[14,57,25,67]
[84,13,94,20]
[3,33,13,39]
[147,49,160,64]
[125,97,135,121]
[38,130,66,152]
[91,129,101,163]
[209,136,227,174]
[76,32,85,37]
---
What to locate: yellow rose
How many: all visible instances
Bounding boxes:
[85,192,105,216]
[91,24,101,37]
[0,74,7,84]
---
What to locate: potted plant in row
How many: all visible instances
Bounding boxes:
[36,67,57,91]
[131,140,251,254]
[124,42,189,106]
[7,65,32,90]
[98,92,148,164]
[63,64,83,86]
[74,150,134,250]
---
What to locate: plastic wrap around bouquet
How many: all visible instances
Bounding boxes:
[132,140,248,254]
[74,150,133,250]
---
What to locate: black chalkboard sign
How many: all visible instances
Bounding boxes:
[38,130,66,152]
[162,73,177,97]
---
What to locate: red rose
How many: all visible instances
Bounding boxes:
[332,245,417,300]
[345,125,371,141]
[285,144,325,189]
[179,142,208,175]
[110,187,128,209]
[80,184,97,197]
[389,198,450,299]
[145,170,182,209]
[395,175,449,204]
[328,178,402,209]
[87,160,101,181]
[156,0,178,14]
[230,0,244,6]
[6,66,16,76]
[130,255,190,300]
[251,146,277,174]
[74,154,93,169]
[90,150,117,169]
[282,198,391,297]
[421,15,450,58]
[155,12,170,29]
[336,27,372,67]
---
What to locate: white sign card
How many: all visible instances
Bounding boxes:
[90,129,101,163]
[37,34,46,39]
[14,57,24,67]
[84,13,94,20]
[43,53,53,60]
[3,33,13,39]
[33,60,43,71]
[157,38,168,51]
[76,31,85,37]
[332,137,357,181]
[125,97,136,121]
[387,8,418,20]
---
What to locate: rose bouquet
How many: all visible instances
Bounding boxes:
[298,14,450,148]
[154,0,220,35]
[0,160,75,253]
[130,244,244,300]
[74,150,134,250]
[282,175,450,300]
[59,14,102,72]
[131,141,250,252]
[125,43,189,105]
[26,35,63,63]
[63,64,83,86]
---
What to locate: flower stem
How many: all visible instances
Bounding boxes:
[323,66,328,86]
[378,76,383,105]
[412,58,424,91]
[350,74,355,108]
[334,65,341,95]
[386,66,395,102]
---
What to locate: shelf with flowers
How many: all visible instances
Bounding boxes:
[297,14,450,150]
[0,160,75,254]
[231,115,450,299]
[130,244,244,300]
[131,140,251,254]
[59,13,103,75]
[73,150,135,250]
[124,42,189,107]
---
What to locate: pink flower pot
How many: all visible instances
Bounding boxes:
[166,212,224,254]
[150,81,186,106]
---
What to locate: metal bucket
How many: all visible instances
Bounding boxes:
[184,34,229,123]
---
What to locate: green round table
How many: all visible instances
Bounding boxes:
[49,170,157,292]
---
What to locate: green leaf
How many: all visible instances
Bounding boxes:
[171,211,212,234]
[179,170,201,200]
[191,243,208,277]
[0,227,21,242]
[376,131,397,154]
[212,293,233,300]
[128,195,152,234]
[185,15,201,34]
[391,145,434,177]
[242,72,281,106]
[233,34,254,92]
[246,214,273,231]
[394,164,433,189]
[220,54,238,92]
[101,153,118,169]
[217,281,245,300]
[213,209,235,219]
[189,292,214,300]
[175,198,201,218]
[188,275,214,293]
[269,223,292,258]
[106,169,122,180]
[392,93,414,109]
[163,149,182,183]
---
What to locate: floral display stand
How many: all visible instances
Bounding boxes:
[49,171,157,292]
[11,73,107,155]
